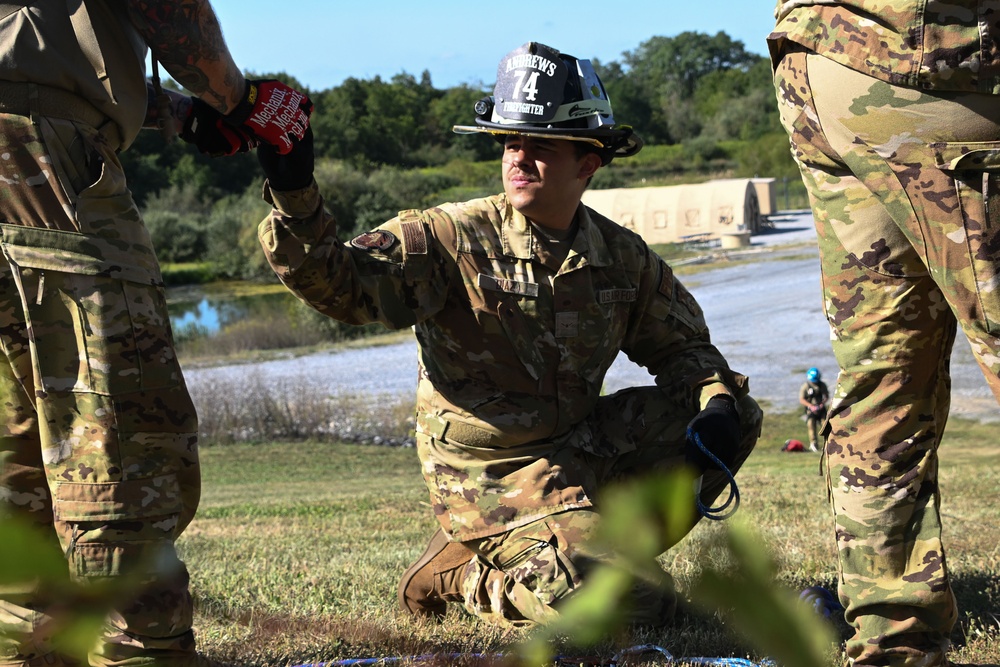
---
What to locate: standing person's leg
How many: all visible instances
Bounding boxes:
[0,253,71,666]
[772,49,1000,665]
[806,413,820,451]
[0,114,202,666]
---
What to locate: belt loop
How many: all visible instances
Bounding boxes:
[419,413,449,440]
[26,82,40,125]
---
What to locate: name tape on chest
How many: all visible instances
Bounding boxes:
[477,273,540,298]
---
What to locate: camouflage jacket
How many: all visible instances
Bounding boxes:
[769,0,1000,94]
[259,183,745,539]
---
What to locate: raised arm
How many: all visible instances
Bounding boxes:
[126,0,245,113]
[127,0,312,155]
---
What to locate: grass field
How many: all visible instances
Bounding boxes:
[181,409,1000,667]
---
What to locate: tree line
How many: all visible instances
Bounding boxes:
[123,31,800,282]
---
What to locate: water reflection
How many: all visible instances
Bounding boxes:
[167,287,299,337]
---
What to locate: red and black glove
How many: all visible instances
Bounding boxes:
[225,79,313,155]
[179,97,259,156]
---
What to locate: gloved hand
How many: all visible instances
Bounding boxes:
[179,97,259,156]
[257,127,314,191]
[685,396,741,473]
[225,79,313,155]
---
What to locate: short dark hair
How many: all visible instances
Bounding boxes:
[573,143,604,186]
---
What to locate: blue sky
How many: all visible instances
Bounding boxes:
[205,1,777,91]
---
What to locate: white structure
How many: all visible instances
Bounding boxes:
[581,178,766,245]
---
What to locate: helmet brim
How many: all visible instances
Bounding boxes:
[452,121,643,160]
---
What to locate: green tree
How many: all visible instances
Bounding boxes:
[613,32,764,143]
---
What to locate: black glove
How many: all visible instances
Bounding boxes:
[685,396,741,472]
[179,97,259,156]
[257,126,314,191]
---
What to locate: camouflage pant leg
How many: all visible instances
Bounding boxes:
[457,388,761,627]
[589,387,762,537]
[773,50,1000,665]
[460,509,673,627]
[0,114,201,666]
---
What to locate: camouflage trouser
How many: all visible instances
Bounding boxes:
[773,49,1000,666]
[455,387,762,627]
[0,114,200,666]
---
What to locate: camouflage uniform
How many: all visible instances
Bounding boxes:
[259,184,762,625]
[770,1,1000,664]
[0,3,200,666]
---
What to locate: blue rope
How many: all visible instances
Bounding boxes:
[687,430,741,521]
[293,645,777,666]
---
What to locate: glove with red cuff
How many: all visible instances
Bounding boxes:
[224,79,313,155]
[179,97,259,157]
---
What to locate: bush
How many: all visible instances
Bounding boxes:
[144,209,206,263]
[188,370,415,445]
[203,189,274,281]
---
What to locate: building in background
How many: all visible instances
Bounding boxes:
[582,178,773,247]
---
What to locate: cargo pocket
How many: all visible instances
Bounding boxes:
[774,51,844,171]
[54,474,183,577]
[933,143,1000,334]
[0,225,180,395]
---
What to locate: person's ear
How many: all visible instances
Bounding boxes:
[578,152,602,181]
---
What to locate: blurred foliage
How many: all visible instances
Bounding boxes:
[519,471,836,667]
[0,517,114,662]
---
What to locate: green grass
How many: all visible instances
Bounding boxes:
[180,411,1000,666]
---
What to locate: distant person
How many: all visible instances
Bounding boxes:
[770,1,1000,665]
[255,41,762,627]
[0,2,310,665]
[798,367,828,452]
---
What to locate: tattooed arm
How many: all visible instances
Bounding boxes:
[126,0,245,114]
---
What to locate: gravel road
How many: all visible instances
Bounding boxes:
[184,211,997,424]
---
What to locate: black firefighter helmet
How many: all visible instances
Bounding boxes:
[453,42,643,165]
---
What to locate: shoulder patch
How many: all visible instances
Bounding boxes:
[351,230,397,252]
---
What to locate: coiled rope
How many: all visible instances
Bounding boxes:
[687,430,741,521]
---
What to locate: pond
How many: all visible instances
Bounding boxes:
[166,282,300,337]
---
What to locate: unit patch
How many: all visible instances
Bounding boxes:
[351,230,397,252]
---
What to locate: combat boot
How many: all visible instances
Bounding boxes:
[398,528,474,618]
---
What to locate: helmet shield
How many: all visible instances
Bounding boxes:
[453,41,642,163]
[492,42,570,125]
